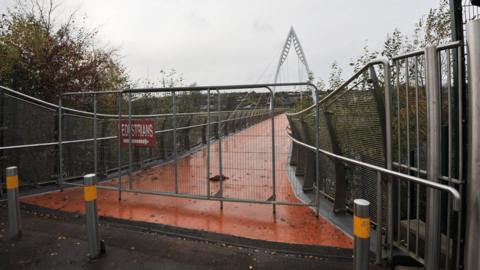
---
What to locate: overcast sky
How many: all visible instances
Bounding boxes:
[1,0,441,86]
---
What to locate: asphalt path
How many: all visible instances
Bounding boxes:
[0,203,387,270]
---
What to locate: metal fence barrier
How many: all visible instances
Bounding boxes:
[56,83,320,211]
[0,86,276,189]
[0,83,325,210]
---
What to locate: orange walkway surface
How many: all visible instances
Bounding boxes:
[22,115,352,249]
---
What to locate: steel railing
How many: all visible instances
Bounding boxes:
[286,129,461,264]
[285,41,465,270]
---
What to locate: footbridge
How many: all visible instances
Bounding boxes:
[2,15,480,270]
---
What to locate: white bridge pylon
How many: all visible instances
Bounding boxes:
[273,27,315,103]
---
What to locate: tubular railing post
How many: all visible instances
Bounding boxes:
[376,171,383,264]
[382,61,393,262]
[353,199,370,270]
[465,18,480,270]
[270,90,277,214]
[58,96,64,189]
[0,88,4,198]
[455,45,464,270]
[127,93,133,189]
[83,173,104,259]
[93,94,98,175]
[314,86,320,217]
[117,93,122,201]
[206,89,211,198]
[424,45,442,270]
[173,91,178,194]
[217,90,223,209]
[7,166,21,238]
[371,66,391,257]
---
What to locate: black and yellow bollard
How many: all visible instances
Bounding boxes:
[83,173,104,259]
[353,199,370,270]
[7,166,22,238]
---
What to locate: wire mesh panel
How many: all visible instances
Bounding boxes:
[175,92,206,196]
[315,112,337,199]
[218,91,274,202]
[285,64,388,220]
[325,75,386,220]
[1,89,58,189]
[283,112,321,204]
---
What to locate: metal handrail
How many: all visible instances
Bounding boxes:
[286,59,389,117]
[391,40,462,60]
[0,85,271,119]
[285,130,461,211]
[286,41,460,117]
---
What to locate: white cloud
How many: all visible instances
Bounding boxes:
[0,0,441,86]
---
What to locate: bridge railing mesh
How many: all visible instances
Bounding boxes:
[286,65,387,225]
[286,43,464,269]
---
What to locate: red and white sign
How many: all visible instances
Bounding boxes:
[118,119,156,147]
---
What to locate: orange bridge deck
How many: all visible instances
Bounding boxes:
[22,115,352,249]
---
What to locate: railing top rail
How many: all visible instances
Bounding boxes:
[59,108,272,119]
[286,41,462,118]
[392,40,462,60]
[0,86,59,111]
[285,130,461,211]
[59,82,317,96]
[285,59,389,117]
[120,82,315,94]
[0,85,276,119]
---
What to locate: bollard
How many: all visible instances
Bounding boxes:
[353,199,370,270]
[83,173,104,259]
[6,166,21,238]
